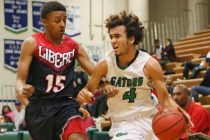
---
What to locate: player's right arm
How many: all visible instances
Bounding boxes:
[77,59,118,103]
[16,37,36,106]
[77,59,107,103]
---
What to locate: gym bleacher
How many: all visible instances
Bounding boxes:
[163,26,210,106]
[0,123,30,140]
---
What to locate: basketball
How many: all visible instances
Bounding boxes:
[152,108,187,140]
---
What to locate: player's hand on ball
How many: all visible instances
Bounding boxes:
[22,84,35,98]
[77,88,94,104]
[103,85,119,98]
[177,106,194,128]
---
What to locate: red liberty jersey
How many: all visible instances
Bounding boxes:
[27,32,79,100]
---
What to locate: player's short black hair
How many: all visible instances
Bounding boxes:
[105,10,144,45]
[40,1,66,19]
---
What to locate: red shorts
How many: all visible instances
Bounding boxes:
[61,117,88,140]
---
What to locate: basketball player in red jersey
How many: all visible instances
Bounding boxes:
[16,1,94,140]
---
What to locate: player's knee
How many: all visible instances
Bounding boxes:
[68,133,85,140]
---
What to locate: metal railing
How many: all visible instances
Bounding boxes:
[142,4,209,53]
[195,3,209,32]
[0,85,16,110]
[84,3,209,59]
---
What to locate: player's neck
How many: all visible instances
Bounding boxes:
[44,32,63,45]
[117,49,138,67]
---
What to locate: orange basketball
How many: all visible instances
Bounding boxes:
[152,108,187,140]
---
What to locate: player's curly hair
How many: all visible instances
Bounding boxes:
[105,10,145,45]
[41,1,66,19]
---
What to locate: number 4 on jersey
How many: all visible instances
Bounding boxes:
[122,88,137,103]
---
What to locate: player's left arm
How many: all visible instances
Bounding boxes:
[144,57,193,127]
[144,57,176,107]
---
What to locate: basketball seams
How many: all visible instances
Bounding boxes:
[176,120,187,139]
[152,112,182,127]
[152,109,187,140]
[154,114,184,135]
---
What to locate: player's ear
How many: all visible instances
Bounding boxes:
[41,18,47,27]
[129,36,135,45]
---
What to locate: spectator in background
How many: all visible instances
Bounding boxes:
[2,105,14,122]
[183,60,207,79]
[93,92,108,119]
[0,114,6,124]
[0,114,8,124]
[161,38,177,62]
[172,84,210,139]
[0,114,13,124]
[165,76,174,95]
[151,39,163,61]
[19,119,28,131]
[159,38,177,67]
[14,100,25,130]
[182,51,210,79]
[73,64,89,98]
[190,55,210,102]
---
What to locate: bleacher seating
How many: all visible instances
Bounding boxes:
[174,36,210,46]
[87,127,110,140]
[203,105,210,113]
[172,78,203,88]
[173,58,205,73]
[178,32,210,42]
[92,131,110,140]
[2,123,14,132]
[175,41,210,50]
[0,131,22,140]
[22,131,30,140]
[0,123,30,140]
[176,53,200,62]
[191,57,205,64]
[199,95,210,105]
[176,46,209,56]
[163,62,182,71]
[166,71,206,82]
[163,27,210,104]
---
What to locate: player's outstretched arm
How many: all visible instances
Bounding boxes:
[77,59,114,103]
[16,37,36,106]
